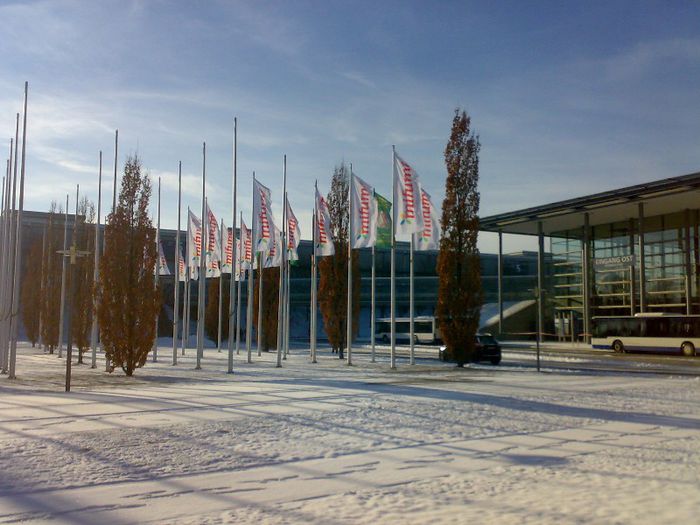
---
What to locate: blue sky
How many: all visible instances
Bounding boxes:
[1,0,699,253]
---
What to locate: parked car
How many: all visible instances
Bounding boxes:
[439,333,502,365]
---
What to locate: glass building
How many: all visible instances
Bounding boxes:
[479,170,700,341]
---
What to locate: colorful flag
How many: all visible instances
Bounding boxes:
[286,197,301,261]
[264,223,283,268]
[240,218,253,270]
[205,203,221,278]
[413,187,440,251]
[350,172,377,249]
[393,152,424,235]
[178,246,186,282]
[374,191,392,248]
[315,187,334,256]
[157,242,170,275]
[221,223,234,275]
[253,179,275,253]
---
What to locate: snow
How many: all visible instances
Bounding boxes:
[0,343,698,524]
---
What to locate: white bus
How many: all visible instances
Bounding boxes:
[591,314,699,357]
[375,317,440,344]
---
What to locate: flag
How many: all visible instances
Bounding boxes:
[374,191,392,248]
[240,218,253,270]
[264,223,283,268]
[286,197,301,261]
[221,223,234,274]
[205,204,221,278]
[393,152,424,235]
[253,179,275,253]
[178,246,186,282]
[413,187,440,251]
[350,172,377,249]
[234,238,244,281]
[187,209,202,268]
[158,242,170,275]
[315,187,334,256]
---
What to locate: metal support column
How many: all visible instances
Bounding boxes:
[536,221,544,372]
[582,213,591,343]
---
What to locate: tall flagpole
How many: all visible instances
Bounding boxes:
[217,217,224,352]
[182,205,190,356]
[310,183,317,364]
[247,172,255,363]
[276,157,287,367]
[57,193,69,359]
[285,255,290,358]
[6,118,20,370]
[227,117,237,373]
[346,164,353,365]
[90,151,102,368]
[235,211,243,356]
[106,128,118,372]
[0,153,10,372]
[8,83,28,379]
[153,176,161,362]
[173,161,182,365]
[371,244,376,362]
[390,145,397,369]
[196,142,206,370]
[257,246,264,357]
[409,236,415,365]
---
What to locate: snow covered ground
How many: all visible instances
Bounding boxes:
[0,343,698,524]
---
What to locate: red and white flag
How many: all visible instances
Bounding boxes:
[350,172,377,249]
[315,187,334,257]
[178,246,186,282]
[413,187,440,251]
[240,218,253,270]
[205,203,221,278]
[157,242,170,276]
[253,179,275,254]
[286,197,301,261]
[221,223,234,274]
[264,223,283,268]
[393,152,425,235]
[187,209,202,269]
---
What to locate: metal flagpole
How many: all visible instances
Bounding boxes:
[371,244,376,362]
[346,164,353,365]
[285,256,290,358]
[1,169,9,359]
[235,211,243,356]
[276,157,287,368]
[217,218,224,352]
[390,145,397,369]
[310,200,317,363]
[196,142,206,370]
[63,185,80,390]
[4,114,19,373]
[409,236,415,365]
[90,151,102,368]
[182,207,190,356]
[227,117,237,373]
[106,128,118,372]
[173,161,182,365]
[39,222,46,350]
[57,194,69,359]
[246,173,255,364]
[257,249,264,357]
[153,177,161,362]
[0,136,14,372]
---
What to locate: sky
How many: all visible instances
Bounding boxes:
[1,0,699,254]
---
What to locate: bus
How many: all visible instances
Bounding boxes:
[375,317,440,344]
[591,314,700,357]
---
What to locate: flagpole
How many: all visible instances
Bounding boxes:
[371,244,376,362]
[5,118,19,371]
[90,151,102,368]
[1,134,16,373]
[285,256,290,358]
[106,128,118,372]
[58,193,69,359]
[247,172,255,363]
[235,210,243,356]
[276,156,286,368]
[196,142,206,370]
[0,152,10,372]
[153,176,161,362]
[390,145,396,369]
[346,163,353,365]
[409,236,415,365]
[311,182,317,364]
[173,161,182,365]
[0,169,7,361]
[182,205,191,356]
[8,83,28,379]
[227,117,237,374]
[217,217,224,352]
[257,248,264,358]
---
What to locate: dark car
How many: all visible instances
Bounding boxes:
[438,333,502,365]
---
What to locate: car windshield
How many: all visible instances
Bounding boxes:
[477,334,497,344]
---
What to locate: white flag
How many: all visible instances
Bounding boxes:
[315,187,334,257]
[234,238,243,281]
[187,209,202,269]
[286,197,301,261]
[240,218,253,270]
[393,152,424,235]
[253,179,275,253]
[264,224,283,268]
[350,172,377,249]
[158,242,170,275]
[413,187,440,251]
[205,204,221,278]
[221,223,234,274]
[178,246,186,282]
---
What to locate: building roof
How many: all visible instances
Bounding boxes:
[479,170,700,237]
